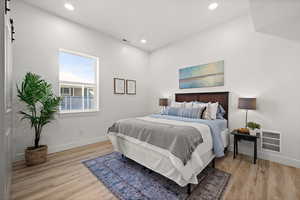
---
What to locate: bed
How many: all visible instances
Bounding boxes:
[108,92,229,192]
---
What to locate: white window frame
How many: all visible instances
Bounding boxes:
[59,49,99,114]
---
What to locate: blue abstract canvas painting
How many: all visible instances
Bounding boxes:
[179,61,224,89]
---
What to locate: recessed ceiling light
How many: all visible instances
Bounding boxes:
[64,3,75,11]
[140,39,147,44]
[208,2,218,10]
[122,38,130,43]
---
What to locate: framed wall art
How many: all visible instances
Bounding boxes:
[179,60,224,89]
[114,78,125,94]
[126,80,136,95]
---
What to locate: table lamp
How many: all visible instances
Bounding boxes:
[159,98,168,112]
[238,98,256,127]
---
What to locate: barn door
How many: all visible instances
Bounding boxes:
[0,0,14,199]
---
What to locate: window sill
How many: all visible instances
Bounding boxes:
[59,109,99,117]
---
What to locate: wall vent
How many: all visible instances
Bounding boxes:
[261,130,281,153]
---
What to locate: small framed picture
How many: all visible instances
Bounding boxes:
[126,80,136,95]
[114,78,125,94]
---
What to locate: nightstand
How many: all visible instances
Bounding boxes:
[231,130,259,164]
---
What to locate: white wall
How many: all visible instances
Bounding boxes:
[149,15,300,167]
[12,1,150,159]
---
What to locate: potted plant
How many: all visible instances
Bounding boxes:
[17,72,61,166]
[247,122,261,136]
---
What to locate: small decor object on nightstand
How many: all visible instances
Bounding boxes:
[114,78,125,94]
[237,127,249,134]
[247,122,261,136]
[126,80,136,95]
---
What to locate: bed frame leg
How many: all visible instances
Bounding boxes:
[187,158,215,195]
[212,158,215,168]
[224,147,228,154]
[187,183,192,195]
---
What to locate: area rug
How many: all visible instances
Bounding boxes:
[83,152,230,200]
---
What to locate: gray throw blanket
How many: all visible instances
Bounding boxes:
[107,118,203,165]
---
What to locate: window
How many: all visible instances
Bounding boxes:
[59,49,99,113]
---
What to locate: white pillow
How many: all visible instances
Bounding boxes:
[185,102,193,109]
[193,102,207,108]
[203,102,219,120]
[192,103,207,118]
[170,101,184,108]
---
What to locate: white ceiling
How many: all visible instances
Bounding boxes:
[22,0,250,52]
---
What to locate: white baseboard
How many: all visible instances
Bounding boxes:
[15,136,109,161]
[228,145,300,168]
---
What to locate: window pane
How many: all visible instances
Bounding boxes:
[60,86,83,111]
[59,51,96,84]
[61,88,70,96]
[84,87,96,110]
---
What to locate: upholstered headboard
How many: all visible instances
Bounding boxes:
[175,92,229,120]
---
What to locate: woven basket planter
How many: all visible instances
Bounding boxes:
[25,145,48,166]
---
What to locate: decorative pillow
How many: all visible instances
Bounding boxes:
[181,107,205,119]
[203,102,219,120]
[193,101,205,104]
[192,102,207,108]
[190,102,206,119]
[184,102,193,109]
[200,106,207,119]
[166,107,182,116]
[170,101,184,108]
[198,106,207,119]
[216,104,226,119]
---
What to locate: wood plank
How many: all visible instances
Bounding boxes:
[11,142,300,200]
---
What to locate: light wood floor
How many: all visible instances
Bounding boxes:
[11,141,300,200]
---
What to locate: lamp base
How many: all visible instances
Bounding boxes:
[245,109,248,128]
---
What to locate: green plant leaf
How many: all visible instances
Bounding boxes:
[17,72,61,148]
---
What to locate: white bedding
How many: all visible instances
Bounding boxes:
[108,116,228,186]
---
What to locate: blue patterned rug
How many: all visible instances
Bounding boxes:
[83,152,230,200]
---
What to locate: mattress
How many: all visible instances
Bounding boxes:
[108,124,228,187]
